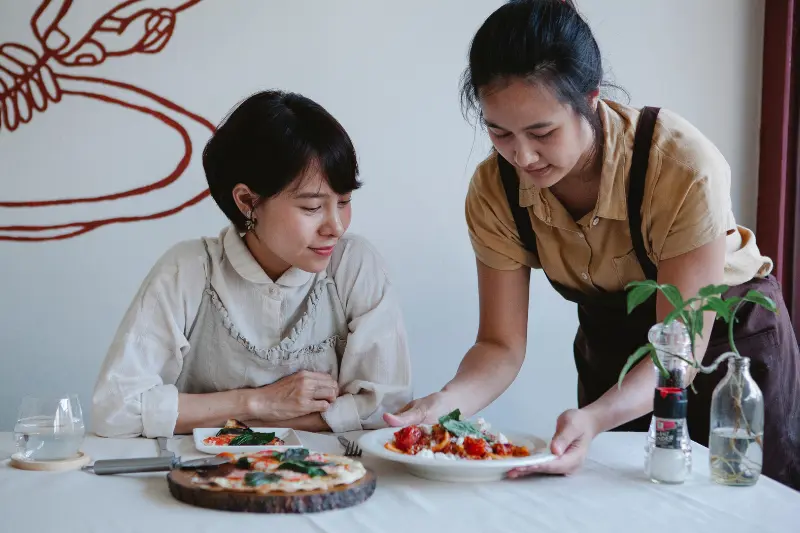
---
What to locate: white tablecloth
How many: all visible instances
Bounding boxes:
[1,431,797,532]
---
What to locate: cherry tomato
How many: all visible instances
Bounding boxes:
[394,426,423,452]
[464,436,488,458]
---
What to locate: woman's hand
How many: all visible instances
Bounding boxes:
[507,408,599,478]
[247,371,339,421]
[383,392,451,426]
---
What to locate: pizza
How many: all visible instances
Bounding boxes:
[189,448,366,493]
[202,419,286,447]
[385,409,530,460]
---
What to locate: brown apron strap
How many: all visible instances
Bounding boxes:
[629,106,660,280]
[498,154,538,255]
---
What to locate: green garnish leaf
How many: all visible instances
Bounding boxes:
[235,457,251,470]
[244,472,281,486]
[279,448,310,461]
[277,460,329,477]
[441,419,486,440]
[229,431,277,446]
[438,409,462,425]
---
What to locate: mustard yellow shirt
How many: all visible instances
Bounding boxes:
[465,100,772,292]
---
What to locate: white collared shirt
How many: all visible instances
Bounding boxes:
[91,226,412,437]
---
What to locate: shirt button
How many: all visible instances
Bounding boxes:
[268,286,280,298]
[581,272,589,280]
[592,217,599,226]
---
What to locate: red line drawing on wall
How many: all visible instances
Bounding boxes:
[0,0,214,241]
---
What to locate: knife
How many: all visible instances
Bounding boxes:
[81,455,230,475]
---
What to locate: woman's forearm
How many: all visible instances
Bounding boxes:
[441,340,525,417]
[582,358,658,434]
[174,390,253,434]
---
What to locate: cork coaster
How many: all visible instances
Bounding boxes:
[9,451,91,472]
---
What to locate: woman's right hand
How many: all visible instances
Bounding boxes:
[247,371,339,420]
[383,391,451,426]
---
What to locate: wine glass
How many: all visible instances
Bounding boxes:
[13,394,85,461]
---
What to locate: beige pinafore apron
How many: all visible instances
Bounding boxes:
[175,243,348,394]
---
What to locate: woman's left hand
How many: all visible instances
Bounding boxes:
[507,408,599,478]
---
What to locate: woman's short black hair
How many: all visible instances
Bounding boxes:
[460,0,606,141]
[202,90,361,231]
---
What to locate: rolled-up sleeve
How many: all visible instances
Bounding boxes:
[321,237,412,433]
[91,242,204,438]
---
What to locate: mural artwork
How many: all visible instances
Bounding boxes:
[0,0,215,241]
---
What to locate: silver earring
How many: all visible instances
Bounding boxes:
[244,210,256,231]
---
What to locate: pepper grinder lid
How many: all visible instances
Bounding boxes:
[653,387,688,419]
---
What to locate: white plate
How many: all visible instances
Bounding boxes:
[193,427,304,454]
[358,427,556,482]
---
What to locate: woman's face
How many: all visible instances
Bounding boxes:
[234,167,353,279]
[479,77,597,189]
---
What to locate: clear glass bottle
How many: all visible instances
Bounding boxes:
[709,355,764,486]
[649,321,693,388]
[645,387,692,483]
[645,321,693,473]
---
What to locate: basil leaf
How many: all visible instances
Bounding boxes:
[442,419,485,439]
[229,432,277,446]
[279,448,310,462]
[235,457,251,470]
[277,460,328,477]
[438,409,462,425]
[244,472,281,487]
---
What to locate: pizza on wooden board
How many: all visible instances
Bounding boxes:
[202,419,286,447]
[189,448,367,493]
[385,409,531,460]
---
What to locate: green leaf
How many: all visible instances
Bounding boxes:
[742,290,778,314]
[618,345,654,389]
[659,284,684,312]
[229,431,277,446]
[438,409,462,425]
[695,309,704,339]
[698,284,730,298]
[662,308,683,325]
[236,457,251,470]
[441,419,487,440]
[277,460,329,477]
[244,472,281,486]
[279,448,310,462]
[702,297,732,322]
[627,284,657,314]
[725,296,743,313]
[650,351,670,380]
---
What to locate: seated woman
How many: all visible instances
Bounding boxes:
[91,90,412,438]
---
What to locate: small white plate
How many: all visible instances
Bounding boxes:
[193,427,303,454]
[358,427,556,482]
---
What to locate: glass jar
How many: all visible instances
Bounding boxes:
[709,355,764,486]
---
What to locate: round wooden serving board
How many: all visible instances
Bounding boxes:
[167,468,377,514]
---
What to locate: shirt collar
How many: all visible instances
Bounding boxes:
[222,225,314,287]
[518,100,629,223]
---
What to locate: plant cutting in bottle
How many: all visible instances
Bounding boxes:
[618,280,778,485]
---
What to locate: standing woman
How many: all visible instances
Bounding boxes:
[386,0,800,490]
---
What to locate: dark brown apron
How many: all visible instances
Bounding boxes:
[497,106,800,491]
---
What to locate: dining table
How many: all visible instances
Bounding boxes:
[1,429,797,532]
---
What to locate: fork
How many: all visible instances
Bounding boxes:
[337,436,362,457]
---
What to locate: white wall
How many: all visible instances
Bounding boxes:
[0,0,764,439]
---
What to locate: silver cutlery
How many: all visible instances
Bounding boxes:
[338,436,362,457]
[81,454,229,475]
